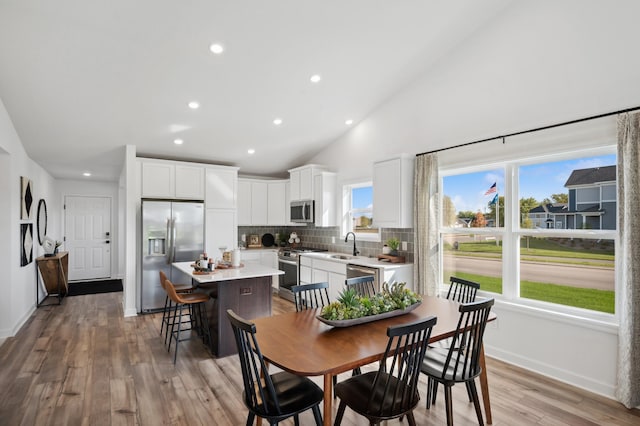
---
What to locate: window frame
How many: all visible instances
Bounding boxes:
[341,180,381,242]
[439,146,618,324]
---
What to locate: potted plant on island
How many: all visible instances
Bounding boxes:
[386,238,400,256]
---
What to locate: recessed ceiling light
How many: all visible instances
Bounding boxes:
[273,118,283,126]
[83,172,91,177]
[174,139,184,145]
[209,43,224,54]
[345,119,354,125]
[188,101,200,109]
[310,74,322,83]
[248,149,255,155]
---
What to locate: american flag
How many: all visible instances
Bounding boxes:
[484,182,497,195]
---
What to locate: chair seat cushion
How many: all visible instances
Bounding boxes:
[252,371,323,418]
[174,284,194,293]
[179,293,210,304]
[334,371,419,418]
[422,347,480,383]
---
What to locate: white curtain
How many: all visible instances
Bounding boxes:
[616,112,640,408]
[413,153,440,296]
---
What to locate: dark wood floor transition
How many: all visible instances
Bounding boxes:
[0,292,638,425]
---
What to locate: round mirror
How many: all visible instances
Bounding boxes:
[37,199,47,245]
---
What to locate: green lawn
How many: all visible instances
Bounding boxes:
[445,237,614,263]
[445,271,615,314]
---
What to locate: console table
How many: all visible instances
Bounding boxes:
[36,251,69,306]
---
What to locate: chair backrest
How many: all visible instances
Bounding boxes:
[226,309,283,416]
[164,279,185,305]
[439,298,494,382]
[345,275,376,298]
[291,282,330,312]
[445,276,480,303]
[159,270,168,291]
[367,316,437,416]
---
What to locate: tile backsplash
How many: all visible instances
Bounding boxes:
[238,224,414,263]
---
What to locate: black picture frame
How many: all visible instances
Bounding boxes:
[21,223,33,266]
[37,199,47,245]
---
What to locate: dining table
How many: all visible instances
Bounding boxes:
[252,296,496,426]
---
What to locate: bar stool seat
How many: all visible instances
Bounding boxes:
[165,279,212,364]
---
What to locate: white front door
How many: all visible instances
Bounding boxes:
[64,196,111,281]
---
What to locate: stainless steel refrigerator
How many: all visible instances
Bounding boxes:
[141,200,204,312]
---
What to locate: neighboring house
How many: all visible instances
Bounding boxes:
[528,165,617,230]
[528,203,570,229]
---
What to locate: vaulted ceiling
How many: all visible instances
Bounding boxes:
[0,0,511,181]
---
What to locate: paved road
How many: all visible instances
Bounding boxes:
[443,255,614,291]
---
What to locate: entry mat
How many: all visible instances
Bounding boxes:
[67,279,123,296]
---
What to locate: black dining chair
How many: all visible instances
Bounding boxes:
[334,316,438,426]
[345,275,376,298]
[429,276,482,403]
[291,282,330,312]
[445,276,480,303]
[226,309,324,426]
[421,298,495,426]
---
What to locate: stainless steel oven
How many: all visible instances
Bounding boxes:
[277,254,298,302]
[278,247,328,302]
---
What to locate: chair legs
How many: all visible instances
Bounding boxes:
[426,378,484,426]
[167,300,211,364]
[334,400,347,426]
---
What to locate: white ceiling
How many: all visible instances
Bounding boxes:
[0,0,511,181]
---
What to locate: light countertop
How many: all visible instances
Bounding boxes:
[299,252,412,269]
[173,261,283,283]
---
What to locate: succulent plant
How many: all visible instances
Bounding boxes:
[320,282,421,321]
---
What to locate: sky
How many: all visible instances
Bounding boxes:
[352,185,373,214]
[443,154,616,214]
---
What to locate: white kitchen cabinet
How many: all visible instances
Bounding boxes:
[140,159,205,200]
[205,208,237,258]
[267,181,286,225]
[237,179,252,225]
[288,165,325,202]
[373,155,414,228]
[205,166,238,209]
[238,178,287,226]
[314,171,336,227]
[300,255,346,302]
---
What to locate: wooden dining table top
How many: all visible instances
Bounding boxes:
[253,296,483,377]
[252,295,496,426]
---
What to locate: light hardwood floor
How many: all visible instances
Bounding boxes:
[1,292,638,425]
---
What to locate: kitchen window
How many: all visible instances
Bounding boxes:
[342,182,380,241]
[440,148,617,318]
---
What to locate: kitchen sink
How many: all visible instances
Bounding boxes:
[330,254,354,260]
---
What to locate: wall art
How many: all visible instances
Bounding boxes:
[20,176,34,219]
[21,223,33,266]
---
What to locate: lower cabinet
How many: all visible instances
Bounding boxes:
[299,256,346,302]
[242,249,279,289]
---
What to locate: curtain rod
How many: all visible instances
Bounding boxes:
[416,105,640,157]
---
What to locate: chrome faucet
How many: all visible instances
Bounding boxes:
[345,232,359,256]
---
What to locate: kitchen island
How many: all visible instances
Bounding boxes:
[173,261,283,357]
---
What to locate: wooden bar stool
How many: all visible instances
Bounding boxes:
[159,271,194,345]
[165,279,212,364]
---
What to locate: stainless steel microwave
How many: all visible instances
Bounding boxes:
[290,200,314,223]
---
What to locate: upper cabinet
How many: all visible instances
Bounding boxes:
[205,166,238,209]
[373,155,414,228]
[238,178,287,226]
[140,159,204,200]
[314,171,337,227]
[288,165,322,201]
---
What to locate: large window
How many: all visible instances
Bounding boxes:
[342,182,379,240]
[441,151,616,317]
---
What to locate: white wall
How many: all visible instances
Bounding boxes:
[0,97,58,338]
[309,1,639,399]
[55,179,120,280]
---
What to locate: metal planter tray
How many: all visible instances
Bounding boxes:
[316,302,421,327]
